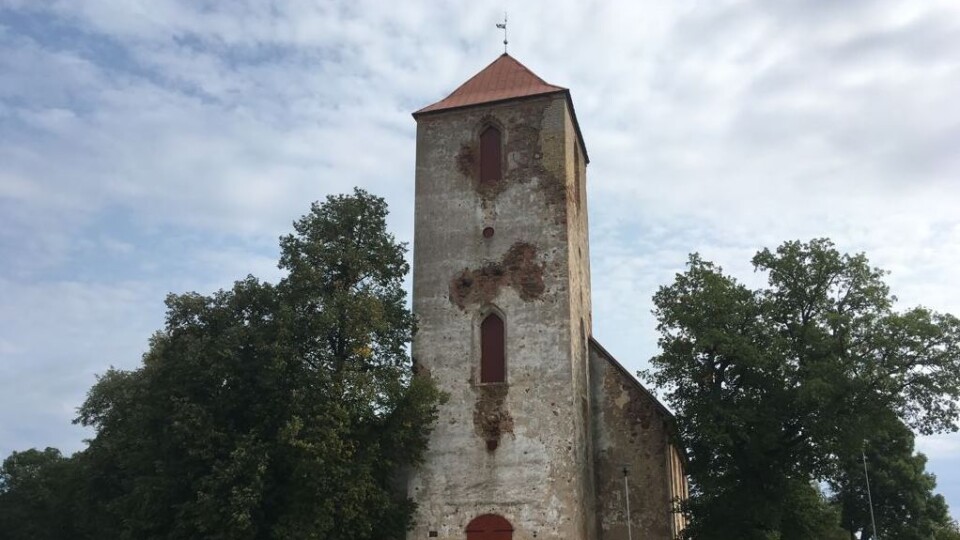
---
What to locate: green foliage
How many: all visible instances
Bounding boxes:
[832,414,951,540]
[0,448,84,539]
[936,520,960,540]
[0,189,443,539]
[643,239,960,539]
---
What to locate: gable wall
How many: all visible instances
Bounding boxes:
[589,340,684,540]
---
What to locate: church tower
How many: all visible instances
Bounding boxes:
[408,54,595,539]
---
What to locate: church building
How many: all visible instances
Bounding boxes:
[408,53,688,540]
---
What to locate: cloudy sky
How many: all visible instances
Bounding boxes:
[2,0,959,520]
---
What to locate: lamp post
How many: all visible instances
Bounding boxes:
[623,465,633,540]
[862,446,880,540]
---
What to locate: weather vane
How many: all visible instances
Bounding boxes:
[496,12,508,53]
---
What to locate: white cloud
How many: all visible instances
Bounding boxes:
[919,433,960,461]
[2,0,960,518]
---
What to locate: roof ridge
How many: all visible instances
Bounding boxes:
[504,53,555,87]
[438,54,519,102]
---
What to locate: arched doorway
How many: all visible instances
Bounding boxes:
[465,514,513,540]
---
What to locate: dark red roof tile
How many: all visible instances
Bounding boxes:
[415,53,566,115]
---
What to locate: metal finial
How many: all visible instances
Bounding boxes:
[496,12,508,53]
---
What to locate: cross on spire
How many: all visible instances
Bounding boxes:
[496,12,508,53]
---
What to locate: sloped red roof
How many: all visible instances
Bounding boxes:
[415,53,566,115]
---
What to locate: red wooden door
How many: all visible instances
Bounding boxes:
[465,514,513,540]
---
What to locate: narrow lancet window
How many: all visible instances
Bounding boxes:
[479,126,502,186]
[480,313,505,383]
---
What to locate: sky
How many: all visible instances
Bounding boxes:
[1,0,959,522]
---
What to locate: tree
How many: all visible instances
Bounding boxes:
[0,448,83,539]
[936,520,960,540]
[643,239,960,539]
[832,414,951,540]
[0,188,443,539]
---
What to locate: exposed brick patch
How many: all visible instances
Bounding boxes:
[411,356,432,378]
[504,104,568,224]
[473,383,513,450]
[449,242,545,309]
[456,143,475,179]
[453,101,569,224]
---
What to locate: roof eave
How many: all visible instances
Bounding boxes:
[562,89,590,165]
[412,88,564,118]
[413,89,590,165]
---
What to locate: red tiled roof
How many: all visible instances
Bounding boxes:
[415,53,566,115]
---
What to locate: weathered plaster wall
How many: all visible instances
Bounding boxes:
[564,97,596,540]
[408,93,594,540]
[589,340,684,540]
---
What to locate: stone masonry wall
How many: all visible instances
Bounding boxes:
[564,99,596,539]
[589,340,682,540]
[408,93,594,540]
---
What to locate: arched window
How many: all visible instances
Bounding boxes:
[479,126,502,186]
[480,313,505,383]
[466,514,513,540]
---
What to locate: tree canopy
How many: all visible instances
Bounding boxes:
[831,412,952,540]
[0,448,83,539]
[0,189,443,540]
[643,238,960,540]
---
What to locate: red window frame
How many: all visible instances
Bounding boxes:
[480,313,505,383]
[479,126,502,186]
